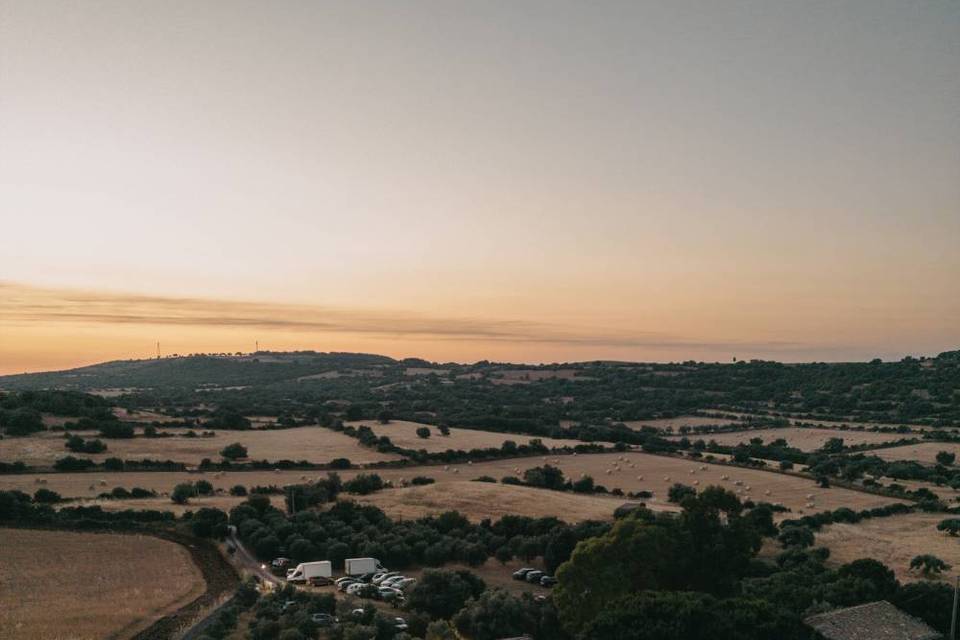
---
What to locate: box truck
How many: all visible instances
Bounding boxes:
[344,557,385,576]
[286,561,333,583]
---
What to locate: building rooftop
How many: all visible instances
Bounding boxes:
[804,601,941,640]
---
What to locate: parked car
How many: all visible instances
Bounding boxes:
[394,578,417,590]
[335,577,356,586]
[373,571,400,584]
[540,575,558,587]
[381,576,407,587]
[308,575,332,587]
[525,571,544,584]
[393,617,409,631]
[271,557,291,569]
[337,579,360,592]
[311,613,337,627]
[357,572,377,583]
[512,568,536,580]
[346,583,366,596]
[379,586,403,602]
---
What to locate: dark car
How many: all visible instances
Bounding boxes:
[525,570,544,584]
[540,575,558,587]
[311,613,337,627]
[512,568,536,580]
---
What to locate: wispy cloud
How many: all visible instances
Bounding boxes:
[0,281,812,353]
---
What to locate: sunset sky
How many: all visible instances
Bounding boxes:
[1,1,958,374]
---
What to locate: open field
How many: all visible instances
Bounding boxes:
[718,411,954,432]
[622,415,741,431]
[668,427,908,451]
[64,494,284,516]
[113,408,179,422]
[490,369,588,384]
[0,426,401,467]
[869,442,960,465]
[0,528,205,640]
[351,481,635,522]
[346,420,583,453]
[0,452,909,517]
[815,512,960,583]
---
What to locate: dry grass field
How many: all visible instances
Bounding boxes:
[351,481,635,522]
[64,494,284,515]
[0,528,205,640]
[345,420,583,453]
[720,411,951,432]
[489,369,587,384]
[669,427,906,451]
[869,442,960,465]
[815,512,960,583]
[0,426,401,467]
[0,452,907,517]
[622,415,740,431]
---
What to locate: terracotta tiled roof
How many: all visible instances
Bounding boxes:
[804,601,941,640]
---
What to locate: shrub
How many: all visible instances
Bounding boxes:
[230,484,248,496]
[668,483,696,503]
[99,423,135,439]
[416,427,431,439]
[33,488,61,503]
[172,483,195,505]
[411,476,436,486]
[220,442,248,460]
[344,474,385,495]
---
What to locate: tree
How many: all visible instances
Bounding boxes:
[425,620,457,640]
[33,488,61,504]
[523,465,565,490]
[230,484,248,496]
[668,483,696,503]
[416,427,431,439]
[778,526,815,549]
[936,451,956,466]
[377,409,392,424]
[821,438,844,454]
[1,408,44,436]
[172,483,194,505]
[438,424,451,436]
[220,442,248,460]
[554,489,760,634]
[938,519,960,536]
[405,569,486,619]
[453,590,548,640]
[910,554,950,576]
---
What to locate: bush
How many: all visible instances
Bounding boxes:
[778,525,815,548]
[344,474,385,495]
[33,488,61,503]
[172,483,195,505]
[668,483,697,503]
[938,519,960,536]
[99,423,135,439]
[220,442,248,460]
[329,458,351,469]
[472,476,497,483]
[230,484,248,496]
[416,427,431,439]
[411,476,435,486]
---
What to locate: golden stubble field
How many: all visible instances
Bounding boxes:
[0,426,401,467]
[815,512,960,583]
[0,528,205,640]
[352,480,638,522]
[869,442,960,465]
[345,420,583,453]
[622,416,740,431]
[0,452,908,518]
[669,427,906,451]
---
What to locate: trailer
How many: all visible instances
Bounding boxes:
[344,557,385,576]
[286,561,333,583]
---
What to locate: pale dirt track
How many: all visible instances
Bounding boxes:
[0,528,205,640]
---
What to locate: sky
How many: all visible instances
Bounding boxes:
[1,1,958,374]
